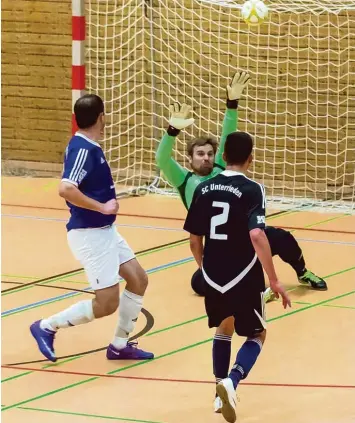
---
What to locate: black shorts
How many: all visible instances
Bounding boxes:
[204,260,266,337]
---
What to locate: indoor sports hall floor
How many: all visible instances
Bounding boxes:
[2,177,355,423]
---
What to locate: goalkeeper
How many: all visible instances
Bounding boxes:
[156,71,327,301]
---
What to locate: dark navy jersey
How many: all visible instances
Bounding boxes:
[61,132,116,231]
[183,170,266,292]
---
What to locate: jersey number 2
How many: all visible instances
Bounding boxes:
[210,201,230,240]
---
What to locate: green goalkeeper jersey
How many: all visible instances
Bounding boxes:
[156,107,238,210]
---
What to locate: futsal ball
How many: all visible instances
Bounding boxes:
[241,0,269,25]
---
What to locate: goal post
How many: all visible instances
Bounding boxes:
[73,0,355,212]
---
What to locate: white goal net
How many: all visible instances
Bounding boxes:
[86,0,355,212]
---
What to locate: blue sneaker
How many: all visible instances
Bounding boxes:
[106,341,154,360]
[30,320,57,362]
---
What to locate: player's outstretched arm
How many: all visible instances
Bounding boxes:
[215,71,250,168]
[250,229,291,309]
[59,182,118,215]
[155,103,194,188]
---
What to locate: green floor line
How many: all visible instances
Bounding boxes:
[3,283,355,412]
[17,406,165,423]
[1,356,81,384]
[322,266,355,279]
[1,377,98,411]
[269,209,300,217]
[290,301,355,311]
[1,371,33,383]
[107,288,355,379]
[266,208,303,221]
[138,239,188,256]
[145,315,207,337]
[2,274,35,280]
[10,259,352,320]
[2,275,87,285]
[287,211,349,234]
[0,207,303,296]
[304,214,350,228]
[2,270,84,296]
[1,314,207,384]
[1,339,212,412]
[2,276,92,286]
[323,303,355,310]
[2,239,192,297]
[279,267,355,309]
[2,259,195,319]
[2,292,83,318]
[2,210,352,402]
[108,339,212,376]
[2,264,354,384]
[2,206,342,295]
[268,290,355,322]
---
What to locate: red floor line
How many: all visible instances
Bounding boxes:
[1,203,184,222]
[2,365,354,389]
[274,226,355,235]
[2,204,67,212]
[2,204,354,234]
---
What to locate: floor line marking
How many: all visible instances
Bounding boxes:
[2,366,354,389]
[2,285,355,411]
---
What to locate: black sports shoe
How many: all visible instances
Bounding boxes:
[298,270,328,290]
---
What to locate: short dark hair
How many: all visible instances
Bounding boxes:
[187,136,218,157]
[74,94,104,129]
[224,131,253,165]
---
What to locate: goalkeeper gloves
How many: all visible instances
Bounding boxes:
[226,71,250,108]
[167,102,195,136]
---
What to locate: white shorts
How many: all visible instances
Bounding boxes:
[67,225,135,290]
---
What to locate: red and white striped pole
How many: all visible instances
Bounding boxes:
[72,0,86,135]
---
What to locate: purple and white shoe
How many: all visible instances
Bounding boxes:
[106,341,154,360]
[30,320,57,362]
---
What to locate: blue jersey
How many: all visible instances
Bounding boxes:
[61,132,117,231]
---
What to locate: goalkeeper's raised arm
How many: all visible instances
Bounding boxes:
[155,103,195,189]
[214,71,250,168]
[155,71,250,209]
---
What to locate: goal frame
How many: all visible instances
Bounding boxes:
[72,0,355,210]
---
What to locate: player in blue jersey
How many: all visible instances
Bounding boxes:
[30,94,154,362]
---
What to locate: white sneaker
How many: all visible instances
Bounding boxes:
[214,396,222,413]
[216,378,237,423]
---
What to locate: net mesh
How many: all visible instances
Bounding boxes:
[86,0,355,212]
